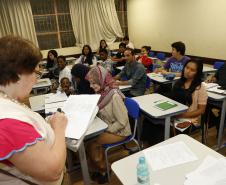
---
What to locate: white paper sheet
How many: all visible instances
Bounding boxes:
[45,101,66,114]
[45,92,68,104]
[144,141,197,171]
[184,157,226,185]
[63,94,100,139]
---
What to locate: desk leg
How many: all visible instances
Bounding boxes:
[138,114,144,147]
[78,142,90,185]
[217,100,226,148]
[164,116,171,140]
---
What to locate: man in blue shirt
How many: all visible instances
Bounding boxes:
[161,41,190,77]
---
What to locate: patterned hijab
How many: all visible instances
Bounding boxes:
[86,66,124,109]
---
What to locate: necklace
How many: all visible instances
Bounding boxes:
[0,90,31,110]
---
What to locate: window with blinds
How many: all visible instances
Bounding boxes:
[30,0,76,50]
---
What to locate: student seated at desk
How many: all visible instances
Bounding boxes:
[57,55,72,83]
[171,59,208,129]
[113,48,147,97]
[71,64,95,94]
[206,62,226,87]
[143,59,207,145]
[59,77,74,96]
[136,46,153,73]
[156,41,190,77]
[46,50,60,79]
[123,35,134,49]
[76,44,97,66]
[96,39,110,56]
[111,42,127,66]
[97,48,113,73]
[86,66,131,183]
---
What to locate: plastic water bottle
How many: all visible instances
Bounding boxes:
[137,156,150,185]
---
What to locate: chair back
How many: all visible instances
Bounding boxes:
[148,51,155,57]
[156,52,166,60]
[124,97,140,139]
[214,61,224,69]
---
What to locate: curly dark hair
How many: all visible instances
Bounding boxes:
[0,36,42,85]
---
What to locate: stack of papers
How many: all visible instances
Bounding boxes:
[144,141,197,171]
[63,94,100,139]
[184,155,226,185]
[202,82,219,89]
[44,92,68,114]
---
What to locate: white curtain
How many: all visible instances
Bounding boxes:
[0,0,38,46]
[69,0,123,50]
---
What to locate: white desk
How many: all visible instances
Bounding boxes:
[147,72,180,85]
[133,94,188,140]
[32,78,52,95]
[119,85,132,92]
[66,117,108,185]
[207,92,226,149]
[112,134,223,185]
[29,93,53,112]
[203,65,217,74]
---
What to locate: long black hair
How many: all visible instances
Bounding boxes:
[172,59,203,106]
[46,50,58,69]
[82,45,94,65]
[99,39,108,49]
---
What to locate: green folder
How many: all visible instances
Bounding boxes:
[155,101,177,111]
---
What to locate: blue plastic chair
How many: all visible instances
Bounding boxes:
[156,52,166,61]
[213,61,224,69]
[148,51,155,57]
[102,97,140,181]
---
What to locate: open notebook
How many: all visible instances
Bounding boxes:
[63,94,100,139]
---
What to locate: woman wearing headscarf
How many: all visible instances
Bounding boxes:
[86,66,131,183]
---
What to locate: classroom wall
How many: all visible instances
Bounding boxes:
[127,0,226,59]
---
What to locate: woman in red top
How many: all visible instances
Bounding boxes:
[0,36,67,185]
[137,46,153,73]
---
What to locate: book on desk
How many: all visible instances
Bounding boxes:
[154,100,178,111]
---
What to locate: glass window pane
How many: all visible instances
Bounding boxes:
[34,16,57,33]
[37,34,59,50]
[58,14,73,31]
[60,31,76,48]
[30,0,54,15]
[56,0,69,13]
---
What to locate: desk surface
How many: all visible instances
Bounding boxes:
[147,73,180,84]
[112,134,223,185]
[207,91,226,101]
[203,65,217,73]
[32,78,52,88]
[133,93,188,118]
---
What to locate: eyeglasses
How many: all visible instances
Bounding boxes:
[34,70,42,79]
